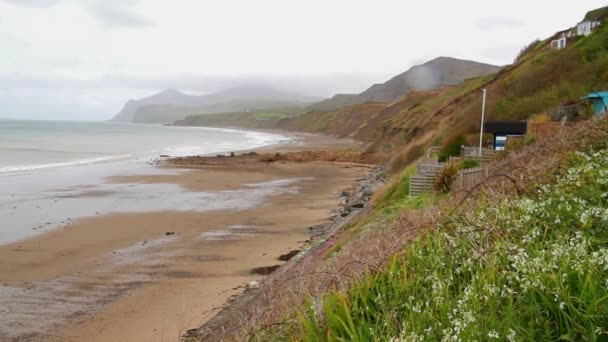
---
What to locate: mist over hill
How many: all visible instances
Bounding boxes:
[310,57,501,111]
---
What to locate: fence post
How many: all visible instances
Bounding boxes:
[459,170,464,188]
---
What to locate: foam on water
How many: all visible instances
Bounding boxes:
[0,155,132,176]
[0,119,291,175]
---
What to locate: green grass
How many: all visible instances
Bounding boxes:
[254,111,291,119]
[325,162,436,258]
[585,6,608,21]
[377,163,417,208]
[377,161,441,217]
[494,24,608,120]
[298,147,608,341]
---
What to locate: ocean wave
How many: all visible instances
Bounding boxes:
[158,131,291,157]
[0,155,132,176]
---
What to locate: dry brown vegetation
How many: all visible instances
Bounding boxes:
[169,149,378,167]
[255,150,376,164]
[185,118,608,341]
[452,119,608,215]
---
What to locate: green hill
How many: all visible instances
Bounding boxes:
[584,5,608,21]
[174,108,305,129]
[178,20,608,165]
[274,19,608,160]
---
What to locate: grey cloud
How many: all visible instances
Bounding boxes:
[0,72,387,120]
[477,17,525,30]
[88,2,155,29]
[101,73,388,97]
[0,71,387,98]
[0,0,155,29]
[0,0,63,8]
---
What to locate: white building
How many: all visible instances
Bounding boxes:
[577,20,601,36]
[565,29,576,38]
[550,34,567,50]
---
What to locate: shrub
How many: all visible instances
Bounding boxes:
[438,135,466,162]
[523,133,537,146]
[464,133,493,147]
[433,162,458,193]
[529,113,551,123]
[461,159,480,169]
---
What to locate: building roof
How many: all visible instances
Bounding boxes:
[483,121,528,135]
[581,91,608,100]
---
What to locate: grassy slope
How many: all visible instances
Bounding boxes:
[274,24,608,160]
[238,119,607,341]
[585,6,608,21]
[174,108,305,129]
[278,102,389,138]
[298,140,608,341]
[243,19,608,341]
[492,24,608,120]
[174,20,608,163]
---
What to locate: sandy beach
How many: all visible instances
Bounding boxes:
[0,134,372,341]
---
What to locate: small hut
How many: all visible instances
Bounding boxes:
[581,92,608,116]
[483,121,528,150]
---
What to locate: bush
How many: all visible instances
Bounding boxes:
[433,162,458,193]
[507,133,538,152]
[461,159,480,169]
[464,133,493,147]
[529,113,551,123]
[438,135,466,162]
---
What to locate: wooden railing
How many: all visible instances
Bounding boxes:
[409,146,498,196]
[454,167,488,190]
[426,146,443,158]
[409,164,491,196]
[416,162,445,174]
[463,147,496,157]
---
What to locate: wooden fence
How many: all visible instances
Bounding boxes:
[426,146,443,158]
[527,122,573,139]
[454,167,488,191]
[462,147,495,156]
[409,164,489,196]
[416,162,445,174]
[462,147,497,164]
[410,146,498,195]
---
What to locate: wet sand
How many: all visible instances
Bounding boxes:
[0,136,372,341]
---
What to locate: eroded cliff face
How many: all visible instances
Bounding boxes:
[310,57,501,111]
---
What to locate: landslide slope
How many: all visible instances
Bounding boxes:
[310,57,501,111]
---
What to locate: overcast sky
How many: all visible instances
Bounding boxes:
[0,0,605,120]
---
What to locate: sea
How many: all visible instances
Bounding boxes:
[0,119,293,244]
[0,119,288,175]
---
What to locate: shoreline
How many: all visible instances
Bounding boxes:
[0,131,374,341]
[0,127,362,246]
